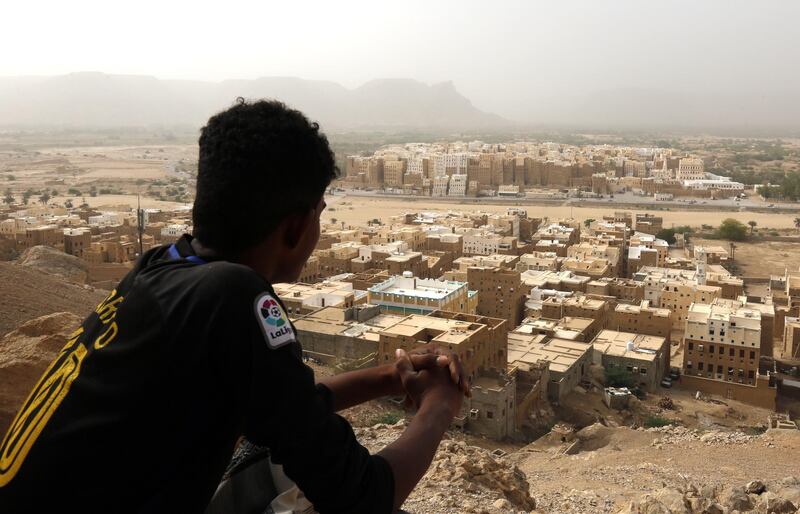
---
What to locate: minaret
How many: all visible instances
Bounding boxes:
[696,247,707,285]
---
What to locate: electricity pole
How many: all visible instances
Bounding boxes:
[137,194,144,256]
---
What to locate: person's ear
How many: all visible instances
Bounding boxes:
[282,209,314,250]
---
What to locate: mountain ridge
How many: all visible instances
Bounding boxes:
[0,72,508,130]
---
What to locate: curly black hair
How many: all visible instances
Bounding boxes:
[192,98,338,255]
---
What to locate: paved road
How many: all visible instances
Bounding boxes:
[333,188,800,214]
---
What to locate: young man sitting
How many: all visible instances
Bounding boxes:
[0,99,467,513]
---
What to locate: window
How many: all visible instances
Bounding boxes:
[750,351,755,360]
[729,348,734,357]
[688,342,694,351]
[709,345,714,354]
[717,365,723,374]
[698,362,704,371]
[487,411,494,419]
[728,367,733,375]
[739,349,744,358]
[686,361,693,369]
[748,370,754,379]
[640,367,647,375]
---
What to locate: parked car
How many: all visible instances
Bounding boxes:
[661,378,673,388]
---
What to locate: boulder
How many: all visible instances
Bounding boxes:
[653,488,690,513]
[719,486,755,512]
[635,496,672,514]
[755,491,796,514]
[0,312,83,434]
[746,480,767,494]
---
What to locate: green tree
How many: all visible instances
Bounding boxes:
[795,217,800,231]
[583,218,595,228]
[718,218,748,241]
[656,228,677,245]
[64,199,73,209]
[22,189,33,205]
[3,189,14,205]
[605,366,635,388]
[747,220,757,234]
[39,192,51,205]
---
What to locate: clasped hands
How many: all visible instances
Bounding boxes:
[390,344,470,418]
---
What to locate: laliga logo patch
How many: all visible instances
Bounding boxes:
[255,293,295,349]
[261,298,286,327]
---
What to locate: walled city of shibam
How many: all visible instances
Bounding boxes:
[2,137,800,513]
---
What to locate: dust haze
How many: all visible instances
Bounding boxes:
[2,0,799,133]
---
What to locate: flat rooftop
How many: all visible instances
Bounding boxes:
[591,329,666,361]
[380,314,484,346]
[507,334,589,374]
[369,276,465,300]
[274,281,356,300]
[615,302,670,316]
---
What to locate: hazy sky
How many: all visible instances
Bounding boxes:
[3,0,799,122]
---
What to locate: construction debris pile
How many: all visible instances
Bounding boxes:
[645,425,759,447]
[620,477,800,514]
[354,422,536,513]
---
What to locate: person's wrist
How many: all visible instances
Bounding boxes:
[383,362,404,396]
[416,396,456,430]
[419,385,460,419]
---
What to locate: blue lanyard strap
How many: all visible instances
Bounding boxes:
[168,244,207,265]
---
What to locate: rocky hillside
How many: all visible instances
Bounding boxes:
[18,245,89,284]
[348,420,800,513]
[355,422,536,513]
[0,312,83,434]
[0,261,106,336]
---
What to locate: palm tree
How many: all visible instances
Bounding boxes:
[39,192,51,205]
[3,189,14,205]
[583,218,595,228]
[747,220,757,234]
[795,217,800,232]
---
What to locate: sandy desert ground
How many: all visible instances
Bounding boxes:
[325,195,800,230]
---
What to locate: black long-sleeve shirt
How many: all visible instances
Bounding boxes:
[0,234,394,513]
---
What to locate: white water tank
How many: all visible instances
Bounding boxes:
[402,271,414,278]
[626,340,635,352]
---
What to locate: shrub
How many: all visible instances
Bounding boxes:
[372,411,404,426]
[644,415,672,428]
